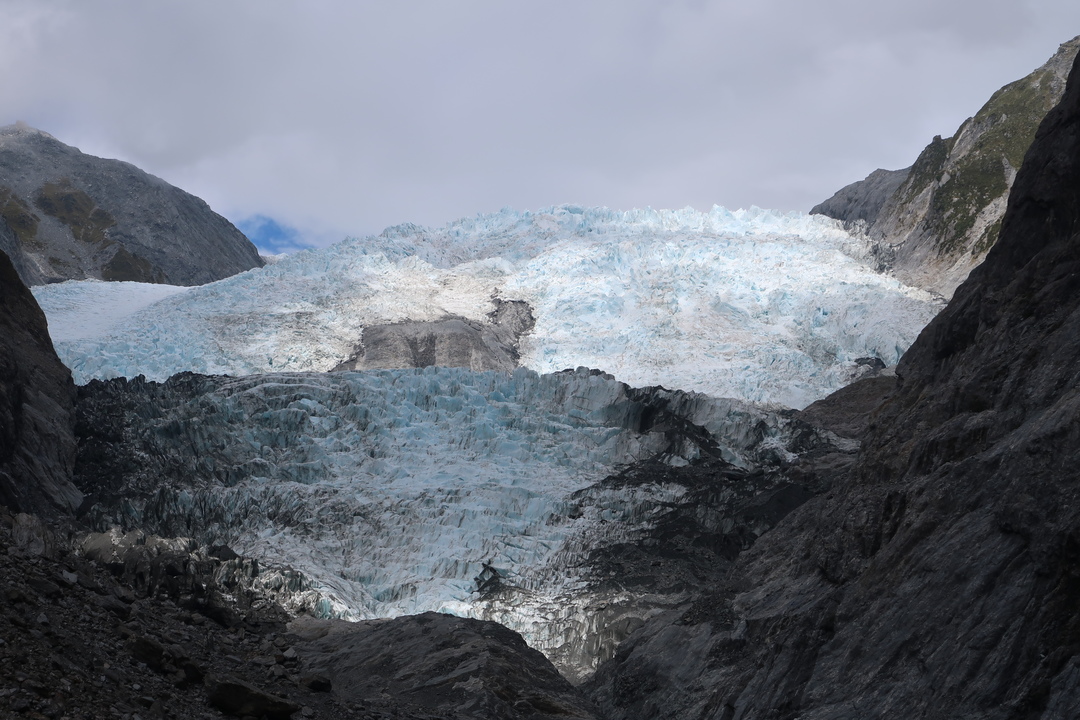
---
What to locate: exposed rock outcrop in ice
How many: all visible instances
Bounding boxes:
[331,299,535,373]
[36,205,940,408]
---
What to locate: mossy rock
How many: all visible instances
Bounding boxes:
[921,64,1067,258]
[34,178,116,246]
[0,186,41,249]
[102,244,166,283]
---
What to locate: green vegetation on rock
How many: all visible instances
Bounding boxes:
[814,37,1080,298]
[34,178,116,246]
[102,244,165,283]
[0,186,41,249]
[927,64,1066,257]
[894,134,953,210]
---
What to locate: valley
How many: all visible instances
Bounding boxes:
[3,31,1080,720]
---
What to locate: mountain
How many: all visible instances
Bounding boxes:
[0,123,263,286]
[584,41,1080,719]
[32,206,939,409]
[7,37,1080,720]
[813,36,1080,299]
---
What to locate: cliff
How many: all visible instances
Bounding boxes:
[0,249,81,515]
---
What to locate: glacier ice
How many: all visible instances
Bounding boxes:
[34,205,942,408]
[48,204,944,680]
[33,279,191,340]
[77,366,829,680]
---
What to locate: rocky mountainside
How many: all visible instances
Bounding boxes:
[584,41,1080,720]
[0,124,263,286]
[813,36,1080,299]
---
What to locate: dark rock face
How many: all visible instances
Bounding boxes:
[206,676,300,719]
[333,299,535,372]
[0,124,263,286]
[291,612,599,719]
[584,46,1080,720]
[0,249,81,515]
[794,373,895,440]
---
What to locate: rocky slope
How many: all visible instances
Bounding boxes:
[813,36,1080,299]
[1,508,608,720]
[291,612,599,718]
[0,124,263,286]
[584,40,1080,720]
[0,249,81,516]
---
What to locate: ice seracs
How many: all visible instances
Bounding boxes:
[34,205,941,408]
[76,366,833,682]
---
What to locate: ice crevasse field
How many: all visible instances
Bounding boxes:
[35,204,941,409]
[34,205,944,677]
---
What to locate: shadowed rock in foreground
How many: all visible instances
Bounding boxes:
[292,612,599,719]
[586,45,1080,720]
[0,248,81,515]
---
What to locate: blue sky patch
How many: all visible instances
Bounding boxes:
[237,215,311,255]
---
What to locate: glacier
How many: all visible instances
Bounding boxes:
[47,204,944,681]
[76,366,840,681]
[34,205,942,409]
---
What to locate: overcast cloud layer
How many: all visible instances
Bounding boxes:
[3,1,1080,249]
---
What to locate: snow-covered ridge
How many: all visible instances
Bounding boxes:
[34,204,942,408]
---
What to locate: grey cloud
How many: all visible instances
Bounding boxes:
[2,0,1079,246]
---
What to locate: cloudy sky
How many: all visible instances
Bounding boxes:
[3,1,1080,251]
